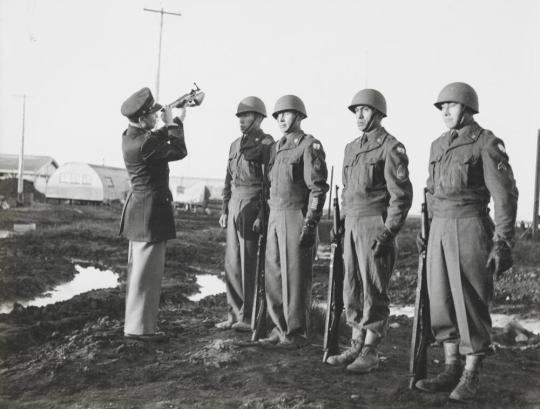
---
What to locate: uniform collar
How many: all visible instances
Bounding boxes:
[126,124,148,137]
[242,128,263,143]
[443,121,482,151]
[278,131,305,151]
[352,126,388,154]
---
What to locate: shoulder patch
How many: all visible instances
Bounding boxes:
[397,164,408,180]
[312,142,321,150]
[497,143,506,153]
[395,145,406,155]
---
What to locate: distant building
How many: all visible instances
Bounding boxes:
[0,153,58,193]
[169,176,224,204]
[46,162,130,203]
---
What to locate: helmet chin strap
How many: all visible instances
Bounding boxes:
[243,114,261,135]
[453,104,469,130]
[285,113,300,134]
[362,108,379,133]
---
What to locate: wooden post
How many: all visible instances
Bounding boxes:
[532,130,540,239]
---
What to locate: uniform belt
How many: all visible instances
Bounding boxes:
[231,186,261,199]
[268,202,304,210]
[431,204,489,218]
[343,203,386,217]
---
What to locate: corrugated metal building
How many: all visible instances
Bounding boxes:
[46,162,130,203]
[0,153,58,193]
[169,176,224,203]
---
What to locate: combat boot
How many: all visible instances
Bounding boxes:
[326,339,363,366]
[346,329,380,373]
[346,344,379,373]
[416,342,462,393]
[449,355,482,403]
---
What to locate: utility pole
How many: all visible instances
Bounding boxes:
[15,94,28,205]
[532,130,540,239]
[143,7,182,100]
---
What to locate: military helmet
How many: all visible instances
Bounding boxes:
[434,82,479,114]
[236,96,267,118]
[348,89,387,117]
[272,95,307,119]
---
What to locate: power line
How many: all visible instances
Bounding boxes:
[143,7,182,100]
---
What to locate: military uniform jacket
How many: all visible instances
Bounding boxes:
[268,131,329,222]
[120,119,187,242]
[222,129,274,214]
[342,126,412,234]
[426,121,518,243]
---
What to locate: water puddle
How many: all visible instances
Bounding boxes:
[189,273,226,301]
[390,305,540,334]
[0,265,119,314]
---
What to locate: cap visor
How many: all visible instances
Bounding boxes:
[149,103,163,114]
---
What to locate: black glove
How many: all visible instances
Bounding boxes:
[329,218,345,243]
[416,231,427,254]
[372,228,394,258]
[486,240,513,280]
[299,219,317,248]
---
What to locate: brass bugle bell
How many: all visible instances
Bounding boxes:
[163,83,205,110]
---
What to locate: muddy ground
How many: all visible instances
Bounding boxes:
[0,204,539,408]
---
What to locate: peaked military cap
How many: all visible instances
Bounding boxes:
[121,87,162,120]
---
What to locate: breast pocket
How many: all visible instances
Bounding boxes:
[286,156,303,183]
[430,154,442,191]
[228,152,238,179]
[450,154,479,191]
[343,156,355,187]
[364,159,384,191]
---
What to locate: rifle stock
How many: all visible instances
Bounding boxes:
[409,188,432,389]
[322,185,345,362]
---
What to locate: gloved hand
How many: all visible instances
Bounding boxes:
[371,228,394,258]
[486,240,513,280]
[299,219,317,248]
[416,231,427,254]
[252,218,262,234]
[330,218,345,243]
[219,214,228,229]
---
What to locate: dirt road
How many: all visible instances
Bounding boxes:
[0,205,539,408]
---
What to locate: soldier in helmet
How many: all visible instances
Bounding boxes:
[119,87,188,342]
[325,89,413,372]
[259,95,329,347]
[415,82,518,402]
[216,96,275,331]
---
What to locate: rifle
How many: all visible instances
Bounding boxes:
[409,188,433,389]
[322,185,345,362]
[251,164,269,341]
[162,83,205,110]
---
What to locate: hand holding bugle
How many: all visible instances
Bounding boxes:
[162,83,205,110]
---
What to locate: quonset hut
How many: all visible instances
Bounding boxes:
[46,162,130,204]
[0,153,58,194]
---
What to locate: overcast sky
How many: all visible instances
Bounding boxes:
[1,0,539,220]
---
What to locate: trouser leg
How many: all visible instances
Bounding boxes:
[347,215,395,338]
[265,209,313,337]
[124,240,166,335]
[428,216,493,354]
[224,198,259,323]
[283,209,312,336]
[343,217,364,339]
[427,218,460,344]
[447,217,493,355]
[265,210,287,334]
